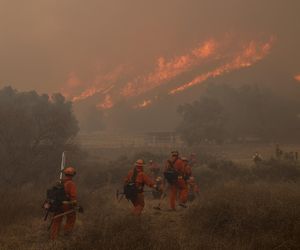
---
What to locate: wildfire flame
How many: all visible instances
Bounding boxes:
[134,99,152,109]
[96,94,114,109]
[67,65,126,103]
[62,35,275,110]
[121,39,218,97]
[170,38,274,94]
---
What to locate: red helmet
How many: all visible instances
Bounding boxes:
[64,167,76,176]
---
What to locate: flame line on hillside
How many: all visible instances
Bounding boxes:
[169,38,274,95]
[120,39,218,97]
[62,35,275,111]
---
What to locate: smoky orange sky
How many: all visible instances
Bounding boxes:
[0,0,299,96]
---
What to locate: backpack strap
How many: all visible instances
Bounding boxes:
[131,167,138,183]
[167,159,178,170]
[131,167,145,192]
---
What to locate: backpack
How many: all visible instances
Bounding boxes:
[124,168,139,201]
[164,160,179,184]
[46,183,68,212]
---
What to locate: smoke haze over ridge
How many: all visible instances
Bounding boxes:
[0,0,299,94]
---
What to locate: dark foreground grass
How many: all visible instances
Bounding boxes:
[184,182,300,249]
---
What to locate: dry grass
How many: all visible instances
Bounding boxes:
[1,149,300,249]
[184,182,300,249]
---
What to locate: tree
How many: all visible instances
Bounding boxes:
[0,87,79,185]
[177,84,300,145]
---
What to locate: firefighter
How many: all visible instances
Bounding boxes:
[253,152,263,165]
[275,144,283,159]
[180,157,192,206]
[163,151,188,210]
[124,159,156,216]
[187,176,200,201]
[182,157,192,180]
[50,167,77,240]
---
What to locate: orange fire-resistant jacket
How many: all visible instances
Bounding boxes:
[125,167,155,190]
[64,176,77,202]
[164,158,185,174]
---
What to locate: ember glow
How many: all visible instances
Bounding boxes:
[295,75,300,82]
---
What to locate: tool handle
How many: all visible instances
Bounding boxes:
[44,210,49,221]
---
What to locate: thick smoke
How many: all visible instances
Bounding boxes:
[0,0,299,131]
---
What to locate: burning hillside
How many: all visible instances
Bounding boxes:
[62,34,274,112]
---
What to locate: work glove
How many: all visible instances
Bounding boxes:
[70,200,78,207]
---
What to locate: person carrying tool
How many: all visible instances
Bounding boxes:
[124,159,157,216]
[179,157,192,207]
[187,176,200,201]
[50,167,78,240]
[182,157,192,180]
[163,151,188,210]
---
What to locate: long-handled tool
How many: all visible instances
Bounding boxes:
[51,206,84,219]
[43,152,66,223]
[116,189,125,202]
[153,184,168,210]
[52,209,76,220]
[47,206,84,230]
[59,151,66,183]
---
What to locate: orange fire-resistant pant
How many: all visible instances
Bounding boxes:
[169,179,188,209]
[50,204,76,240]
[131,193,145,216]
